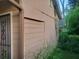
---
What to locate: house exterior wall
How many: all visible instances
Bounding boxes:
[22,0,59,59]
[0,0,60,59]
[12,13,20,59]
[24,18,45,59]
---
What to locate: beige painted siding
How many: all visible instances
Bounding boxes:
[24,18,45,59]
[0,0,59,59]
[22,0,58,59]
[12,14,20,59]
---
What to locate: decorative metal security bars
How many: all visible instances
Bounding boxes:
[0,14,11,59]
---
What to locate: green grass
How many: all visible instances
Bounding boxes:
[53,48,79,59]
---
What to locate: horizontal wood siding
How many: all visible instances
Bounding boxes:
[24,18,45,59]
[12,14,20,59]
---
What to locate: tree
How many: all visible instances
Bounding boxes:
[65,7,79,35]
[68,0,79,8]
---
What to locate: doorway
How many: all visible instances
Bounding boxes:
[0,13,11,59]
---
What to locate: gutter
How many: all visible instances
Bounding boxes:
[52,0,62,19]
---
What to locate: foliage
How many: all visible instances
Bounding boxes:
[59,32,69,50]
[65,7,79,35]
[59,32,79,54]
[68,0,79,8]
[57,0,79,59]
[53,48,79,59]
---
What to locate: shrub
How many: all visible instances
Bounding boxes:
[59,33,79,54]
[58,32,69,50]
[53,48,79,59]
[65,7,79,35]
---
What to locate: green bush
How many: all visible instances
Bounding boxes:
[59,32,69,50]
[53,48,79,59]
[65,7,79,35]
[68,35,79,53]
[59,33,79,53]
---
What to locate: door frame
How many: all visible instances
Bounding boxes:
[0,12,13,59]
